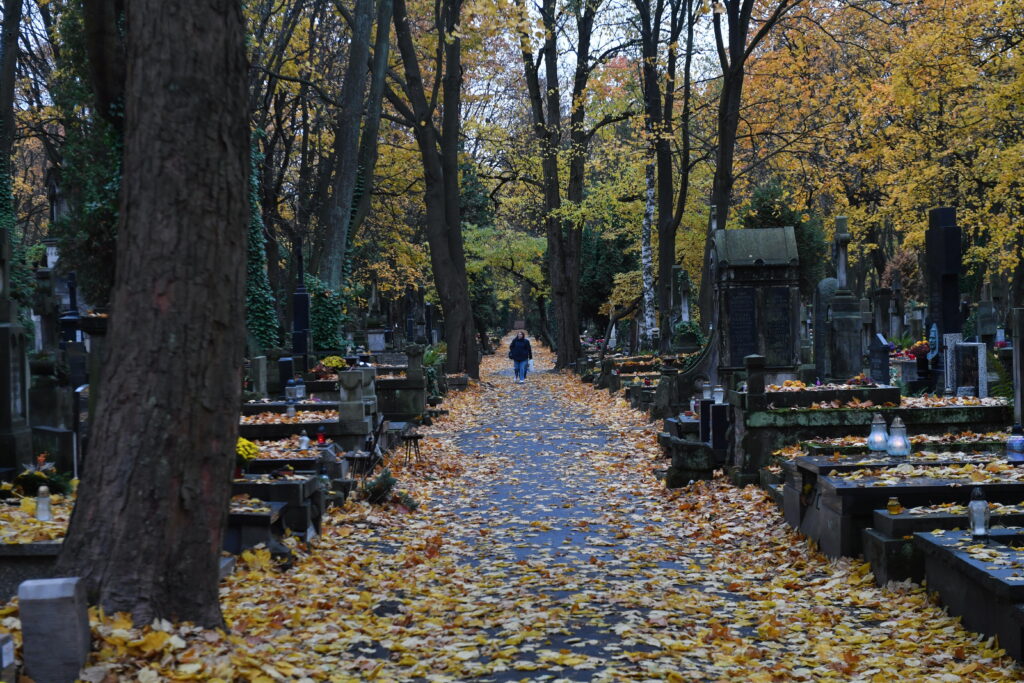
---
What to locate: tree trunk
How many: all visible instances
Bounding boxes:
[318,0,375,289]
[518,0,596,369]
[56,0,249,627]
[347,0,394,238]
[640,162,657,348]
[0,0,23,325]
[390,0,479,377]
[0,0,23,165]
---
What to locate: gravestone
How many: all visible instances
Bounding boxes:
[868,334,890,384]
[978,284,998,345]
[955,342,988,397]
[814,278,838,381]
[712,226,800,375]
[926,207,962,338]
[19,577,91,683]
[873,288,892,338]
[277,357,294,394]
[252,356,268,397]
[671,265,691,324]
[829,220,863,381]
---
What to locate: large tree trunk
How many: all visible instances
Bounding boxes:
[318,0,376,289]
[640,162,657,348]
[518,0,596,369]
[391,0,479,377]
[0,0,23,164]
[0,0,23,326]
[56,0,249,627]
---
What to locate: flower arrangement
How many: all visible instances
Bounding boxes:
[236,437,259,466]
[321,355,345,369]
[908,339,930,358]
[13,453,72,495]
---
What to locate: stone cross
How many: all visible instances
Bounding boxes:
[834,217,851,290]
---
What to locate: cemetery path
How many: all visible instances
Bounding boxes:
[80,341,1023,682]
[291,343,1019,682]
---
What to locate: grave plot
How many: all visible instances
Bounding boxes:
[915,529,1024,662]
[731,395,1011,483]
[801,429,1008,457]
[865,501,1024,585]
[223,496,287,555]
[0,495,72,601]
[231,472,324,541]
[785,459,1024,558]
[240,398,339,415]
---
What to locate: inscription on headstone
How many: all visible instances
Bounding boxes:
[763,287,793,366]
[726,288,758,366]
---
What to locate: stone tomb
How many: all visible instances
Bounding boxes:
[954,341,988,398]
[782,454,1018,558]
[863,504,1024,586]
[231,474,323,541]
[712,226,800,377]
[915,529,1024,662]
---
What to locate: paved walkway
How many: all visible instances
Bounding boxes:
[191,342,1020,682]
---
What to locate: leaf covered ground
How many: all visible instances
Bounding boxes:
[3,343,1023,681]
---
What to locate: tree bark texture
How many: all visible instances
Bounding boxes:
[56,0,249,627]
[391,0,479,377]
[0,0,23,166]
[81,0,126,129]
[640,162,657,347]
[318,0,375,289]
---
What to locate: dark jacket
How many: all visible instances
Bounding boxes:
[509,337,533,362]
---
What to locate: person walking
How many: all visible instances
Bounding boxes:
[508,331,533,383]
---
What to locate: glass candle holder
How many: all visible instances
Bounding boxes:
[886,417,911,457]
[968,487,990,538]
[867,414,889,452]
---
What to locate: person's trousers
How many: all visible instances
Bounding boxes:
[513,359,529,380]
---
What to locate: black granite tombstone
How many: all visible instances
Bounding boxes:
[926,207,962,338]
[868,334,890,384]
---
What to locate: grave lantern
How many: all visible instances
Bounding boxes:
[35,486,52,522]
[867,414,889,452]
[968,487,990,538]
[701,381,712,401]
[712,385,725,404]
[886,417,910,457]
[298,429,311,450]
[1007,424,1024,465]
[295,376,306,401]
[317,425,327,445]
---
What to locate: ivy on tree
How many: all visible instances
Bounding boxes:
[246,144,281,351]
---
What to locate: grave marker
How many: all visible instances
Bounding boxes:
[19,577,91,683]
[926,206,962,337]
[868,334,890,384]
[955,341,988,398]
